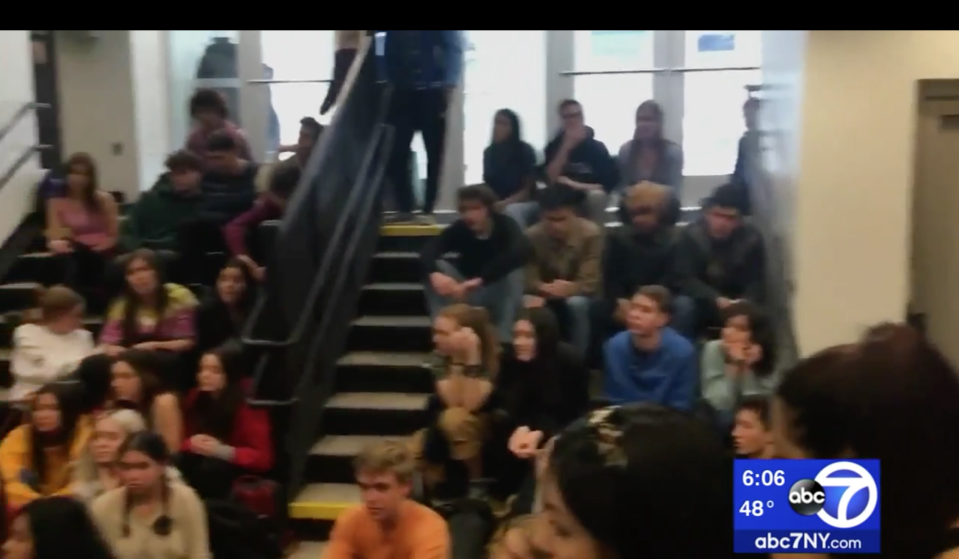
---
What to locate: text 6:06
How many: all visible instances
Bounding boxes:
[742,470,786,487]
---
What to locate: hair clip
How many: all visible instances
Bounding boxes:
[586,407,628,468]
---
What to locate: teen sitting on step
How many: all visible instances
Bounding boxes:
[411,304,500,501]
[323,440,449,559]
[420,184,532,340]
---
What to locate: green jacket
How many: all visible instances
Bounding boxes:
[119,174,203,251]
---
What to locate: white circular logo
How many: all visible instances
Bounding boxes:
[813,461,878,529]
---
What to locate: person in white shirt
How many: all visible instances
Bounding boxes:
[11,285,94,401]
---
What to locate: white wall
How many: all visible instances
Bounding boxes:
[0,30,43,242]
[774,31,959,354]
[55,30,168,200]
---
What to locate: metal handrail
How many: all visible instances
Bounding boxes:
[560,66,759,77]
[241,38,373,349]
[247,124,391,407]
[0,145,50,193]
[0,102,50,147]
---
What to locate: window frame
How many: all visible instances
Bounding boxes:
[233,30,760,210]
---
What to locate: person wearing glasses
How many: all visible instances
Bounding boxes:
[542,99,617,226]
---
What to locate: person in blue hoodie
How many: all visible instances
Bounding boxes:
[543,99,617,226]
[602,285,697,410]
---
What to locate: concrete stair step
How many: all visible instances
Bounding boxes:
[290,483,360,520]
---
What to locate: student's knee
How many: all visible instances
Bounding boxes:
[438,407,486,462]
[410,428,445,487]
[566,295,591,317]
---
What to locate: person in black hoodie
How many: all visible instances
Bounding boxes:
[490,307,588,504]
[597,181,696,339]
[675,181,765,334]
[483,109,538,227]
[421,184,532,340]
[194,258,257,357]
[176,131,258,285]
[543,99,617,226]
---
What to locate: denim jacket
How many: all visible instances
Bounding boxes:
[373,30,464,90]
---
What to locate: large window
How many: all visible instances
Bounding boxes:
[260,31,335,157]
[228,30,762,208]
[681,31,761,177]
[463,31,546,185]
[573,31,654,151]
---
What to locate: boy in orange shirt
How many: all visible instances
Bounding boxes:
[323,440,449,559]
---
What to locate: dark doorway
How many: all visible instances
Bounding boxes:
[30,30,62,170]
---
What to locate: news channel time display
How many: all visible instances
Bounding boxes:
[733,459,881,554]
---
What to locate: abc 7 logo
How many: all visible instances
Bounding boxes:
[788,461,878,529]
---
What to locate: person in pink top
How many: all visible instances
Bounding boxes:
[185,89,252,162]
[45,153,120,312]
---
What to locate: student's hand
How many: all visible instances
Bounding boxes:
[190,435,219,456]
[717,297,733,310]
[449,327,481,360]
[552,280,576,298]
[236,255,265,282]
[430,272,457,296]
[523,295,545,308]
[726,343,749,373]
[614,298,631,324]
[461,278,483,293]
[744,343,763,366]
[132,341,162,351]
[539,282,561,298]
[47,239,72,254]
[563,126,588,147]
[448,282,468,301]
[507,425,542,459]
[102,344,125,357]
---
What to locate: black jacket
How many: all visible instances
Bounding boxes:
[489,343,590,440]
[200,163,259,224]
[603,225,680,312]
[420,213,532,284]
[543,127,617,193]
[675,219,766,304]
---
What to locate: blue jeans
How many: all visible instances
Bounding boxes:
[502,201,539,229]
[546,296,591,357]
[670,295,698,339]
[424,260,524,340]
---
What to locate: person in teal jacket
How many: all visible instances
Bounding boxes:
[699,300,777,427]
[119,150,204,252]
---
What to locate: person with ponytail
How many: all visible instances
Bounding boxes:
[10,285,94,402]
[411,303,500,499]
[0,382,91,509]
[179,341,272,499]
[92,431,209,559]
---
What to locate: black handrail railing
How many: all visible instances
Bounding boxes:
[0,102,49,147]
[240,38,374,350]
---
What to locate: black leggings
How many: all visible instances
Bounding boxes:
[175,219,227,285]
[384,88,448,214]
[177,451,242,501]
[58,243,113,313]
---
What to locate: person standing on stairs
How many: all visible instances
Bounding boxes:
[327,30,464,224]
[323,440,449,559]
[421,185,532,341]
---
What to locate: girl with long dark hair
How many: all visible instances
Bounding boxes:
[492,307,588,507]
[533,404,734,559]
[110,350,182,454]
[615,100,685,198]
[100,248,197,390]
[483,109,538,226]
[91,431,209,559]
[700,300,777,425]
[179,341,272,499]
[3,496,116,559]
[44,152,120,312]
[194,258,257,355]
[0,382,90,509]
